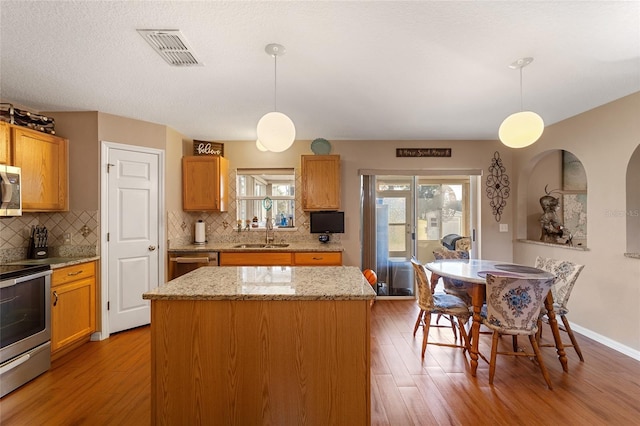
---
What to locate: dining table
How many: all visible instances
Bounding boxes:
[424,258,566,377]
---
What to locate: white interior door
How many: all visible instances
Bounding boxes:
[105,144,162,334]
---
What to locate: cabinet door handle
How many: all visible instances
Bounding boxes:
[53,290,58,306]
[67,270,83,276]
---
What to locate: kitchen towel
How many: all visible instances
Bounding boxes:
[195,220,206,243]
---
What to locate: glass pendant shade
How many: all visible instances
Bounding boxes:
[256,111,296,152]
[498,111,544,148]
[256,139,269,151]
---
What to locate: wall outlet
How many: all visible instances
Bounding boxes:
[499,224,508,233]
[63,232,72,244]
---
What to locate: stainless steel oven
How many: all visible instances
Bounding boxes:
[0,264,52,397]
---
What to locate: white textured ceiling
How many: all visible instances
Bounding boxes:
[1,1,639,142]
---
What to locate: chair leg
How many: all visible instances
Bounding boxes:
[529,334,553,390]
[512,335,519,352]
[413,310,424,337]
[449,315,458,343]
[561,315,584,362]
[457,317,470,354]
[489,331,500,385]
[421,313,432,359]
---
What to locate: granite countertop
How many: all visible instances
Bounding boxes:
[3,256,100,269]
[143,265,375,301]
[168,241,344,253]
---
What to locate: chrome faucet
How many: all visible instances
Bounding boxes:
[265,218,274,245]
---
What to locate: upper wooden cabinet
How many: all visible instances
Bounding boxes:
[182,155,229,211]
[0,122,10,164]
[301,155,341,211]
[11,126,69,211]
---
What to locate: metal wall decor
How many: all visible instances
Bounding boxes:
[486,151,510,222]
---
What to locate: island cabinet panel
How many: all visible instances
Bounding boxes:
[219,252,293,266]
[293,251,342,265]
[182,155,228,212]
[150,299,371,425]
[301,154,341,210]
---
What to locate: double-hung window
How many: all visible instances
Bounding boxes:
[236,168,295,228]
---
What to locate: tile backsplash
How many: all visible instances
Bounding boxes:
[0,210,98,263]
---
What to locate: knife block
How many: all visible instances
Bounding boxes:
[28,237,49,259]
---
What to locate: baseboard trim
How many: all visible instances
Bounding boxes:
[571,323,640,362]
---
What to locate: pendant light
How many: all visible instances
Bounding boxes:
[498,57,544,148]
[256,43,296,152]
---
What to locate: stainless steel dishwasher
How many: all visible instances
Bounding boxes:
[168,251,218,280]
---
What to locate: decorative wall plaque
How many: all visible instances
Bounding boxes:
[193,140,224,156]
[485,151,510,222]
[396,148,451,158]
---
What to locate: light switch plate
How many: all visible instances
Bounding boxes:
[499,224,508,232]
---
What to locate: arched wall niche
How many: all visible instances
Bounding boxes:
[524,149,588,247]
[626,144,640,254]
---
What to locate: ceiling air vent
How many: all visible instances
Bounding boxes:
[137,29,202,66]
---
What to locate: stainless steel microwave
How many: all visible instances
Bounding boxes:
[0,165,22,217]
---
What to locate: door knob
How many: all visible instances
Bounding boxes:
[148,245,156,251]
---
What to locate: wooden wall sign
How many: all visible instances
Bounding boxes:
[193,140,224,156]
[396,148,451,158]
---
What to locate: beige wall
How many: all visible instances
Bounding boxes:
[46,111,100,211]
[512,91,640,353]
[26,91,640,356]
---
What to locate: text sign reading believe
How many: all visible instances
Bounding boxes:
[193,140,224,156]
[396,148,451,158]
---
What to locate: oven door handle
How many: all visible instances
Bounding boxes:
[170,257,212,264]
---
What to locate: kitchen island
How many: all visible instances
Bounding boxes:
[142,266,376,425]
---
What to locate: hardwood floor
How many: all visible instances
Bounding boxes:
[1,300,639,425]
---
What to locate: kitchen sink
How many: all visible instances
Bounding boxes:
[233,243,289,249]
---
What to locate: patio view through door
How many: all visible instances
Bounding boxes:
[362,172,476,299]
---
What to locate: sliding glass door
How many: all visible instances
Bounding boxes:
[362,172,476,299]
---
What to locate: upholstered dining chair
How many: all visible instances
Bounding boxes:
[483,273,556,389]
[432,247,472,305]
[534,256,585,361]
[410,257,470,359]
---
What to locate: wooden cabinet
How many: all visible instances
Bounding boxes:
[219,251,342,266]
[51,261,96,358]
[219,252,293,266]
[10,126,68,211]
[293,252,342,266]
[182,156,229,211]
[0,121,9,164]
[301,155,341,211]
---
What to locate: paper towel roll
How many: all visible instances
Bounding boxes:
[195,221,206,243]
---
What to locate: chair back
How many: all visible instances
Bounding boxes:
[485,273,555,334]
[432,248,470,293]
[534,257,584,309]
[410,257,433,310]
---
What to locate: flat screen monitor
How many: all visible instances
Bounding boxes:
[310,211,344,234]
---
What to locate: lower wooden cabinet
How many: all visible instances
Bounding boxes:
[219,251,342,266]
[293,252,342,266]
[51,261,96,358]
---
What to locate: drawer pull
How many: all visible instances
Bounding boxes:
[67,270,83,276]
[312,257,323,260]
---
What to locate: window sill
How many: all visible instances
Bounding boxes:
[516,239,589,251]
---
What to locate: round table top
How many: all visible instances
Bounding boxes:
[424,259,555,284]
